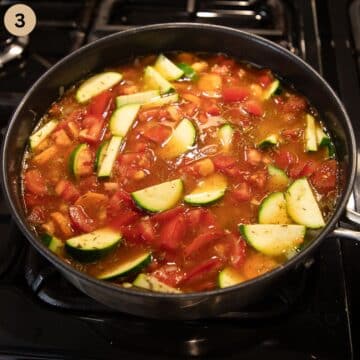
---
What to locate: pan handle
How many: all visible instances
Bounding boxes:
[330,227,360,241]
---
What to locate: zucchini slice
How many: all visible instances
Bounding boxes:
[133,274,181,293]
[97,136,122,178]
[285,178,325,228]
[65,227,122,262]
[141,93,179,109]
[69,144,91,179]
[267,164,290,190]
[257,134,279,149]
[316,124,335,158]
[116,90,160,107]
[258,192,292,224]
[218,124,234,151]
[160,118,196,159]
[262,79,280,100]
[316,125,330,147]
[144,66,174,94]
[184,173,227,205]
[97,251,151,280]
[94,140,109,171]
[305,114,318,152]
[76,72,122,103]
[239,224,305,256]
[177,63,197,80]
[110,104,140,137]
[131,179,183,212]
[218,267,245,288]
[154,54,184,80]
[29,119,58,150]
[41,233,63,254]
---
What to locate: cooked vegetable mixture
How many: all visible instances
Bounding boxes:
[23,53,339,293]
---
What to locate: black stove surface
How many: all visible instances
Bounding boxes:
[0,0,360,359]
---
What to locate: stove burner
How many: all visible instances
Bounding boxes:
[0,35,28,68]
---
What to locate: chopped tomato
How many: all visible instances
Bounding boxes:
[69,205,95,233]
[108,190,135,213]
[184,230,223,257]
[222,87,250,102]
[24,170,47,196]
[137,219,156,244]
[55,180,80,202]
[79,118,105,144]
[152,206,185,223]
[282,95,307,113]
[28,206,45,224]
[289,160,319,179]
[249,171,267,188]
[213,155,237,170]
[229,234,247,269]
[138,108,159,122]
[159,214,186,252]
[274,150,296,170]
[110,210,140,230]
[181,257,223,284]
[142,125,171,144]
[24,193,44,207]
[186,208,205,228]
[311,159,337,194]
[202,99,221,115]
[258,71,273,88]
[88,90,113,119]
[282,128,301,141]
[243,100,264,116]
[232,183,251,202]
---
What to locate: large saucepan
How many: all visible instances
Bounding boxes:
[2,23,359,319]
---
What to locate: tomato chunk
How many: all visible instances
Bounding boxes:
[142,125,171,144]
[69,205,95,233]
[184,230,223,257]
[152,206,185,223]
[274,150,296,170]
[213,155,237,170]
[229,234,247,269]
[55,180,80,202]
[181,257,223,284]
[232,183,251,202]
[160,214,186,252]
[311,159,337,194]
[137,219,156,244]
[88,90,113,119]
[24,170,47,196]
[222,87,250,102]
[243,100,264,116]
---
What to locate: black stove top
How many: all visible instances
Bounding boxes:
[0,0,360,359]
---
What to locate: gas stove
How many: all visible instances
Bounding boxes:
[0,1,359,359]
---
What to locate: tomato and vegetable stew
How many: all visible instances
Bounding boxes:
[23,52,339,293]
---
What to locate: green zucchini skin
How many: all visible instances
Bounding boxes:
[97,252,152,280]
[41,234,63,254]
[68,144,88,178]
[176,63,198,80]
[65,228,122,262]
[94,140,109,171]
[218,267,245,288]
[154,54,184,80]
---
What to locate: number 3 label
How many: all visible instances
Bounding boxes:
[4,4,36,37]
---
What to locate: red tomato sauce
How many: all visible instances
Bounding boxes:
[22,52,339,293]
